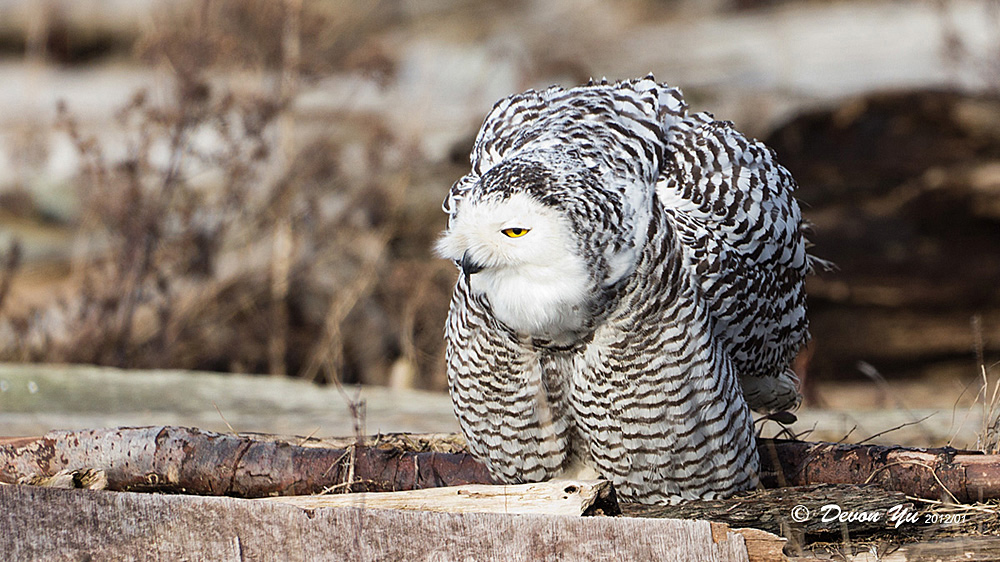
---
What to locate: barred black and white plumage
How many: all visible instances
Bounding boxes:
[436,76,811,504]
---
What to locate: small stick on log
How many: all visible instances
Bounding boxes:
[262,479,620,516]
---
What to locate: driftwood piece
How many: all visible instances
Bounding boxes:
[0,485,755,562]
[0,426,493,497]
[623,483,911,536]
[262,479,620,516]
[3,427,1000,504]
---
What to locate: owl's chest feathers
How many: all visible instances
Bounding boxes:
[470,255,598,343]
[472,252,659,353]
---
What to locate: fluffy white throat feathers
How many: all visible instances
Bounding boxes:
[436,192,593,339]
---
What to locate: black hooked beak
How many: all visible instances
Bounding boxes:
[460,251,484,276]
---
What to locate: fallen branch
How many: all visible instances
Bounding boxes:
[0,426,493,497]
[3,427,1000,504]
[759,439,1000,503]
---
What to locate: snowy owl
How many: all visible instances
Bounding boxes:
[436,76,810,504]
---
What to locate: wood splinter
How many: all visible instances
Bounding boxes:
[261,479,621,517]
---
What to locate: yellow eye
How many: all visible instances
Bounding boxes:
[501,227,530,238]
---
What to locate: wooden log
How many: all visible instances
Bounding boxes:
[4,426,1000,504]
[759,439,1000,504]
[0,426,494,497]
[0,485,755,562]
[261,479,619,516]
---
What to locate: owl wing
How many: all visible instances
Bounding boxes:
[655,112,809,412]
[574,202,760,503]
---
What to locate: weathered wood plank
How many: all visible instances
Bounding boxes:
[261,479,618,516]
[0,485,751,562]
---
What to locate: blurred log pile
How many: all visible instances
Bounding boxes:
[767,91,1000,385]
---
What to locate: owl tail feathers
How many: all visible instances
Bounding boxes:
[740,368,802,414]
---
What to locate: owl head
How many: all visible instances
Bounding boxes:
[435,158,604,340]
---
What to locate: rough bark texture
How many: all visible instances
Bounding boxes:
[0,426,494,497]
[759,439,1000,504]
[3,427,1000,504]
[623,483,910,536]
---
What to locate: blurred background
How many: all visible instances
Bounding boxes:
[0,0,998,445]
